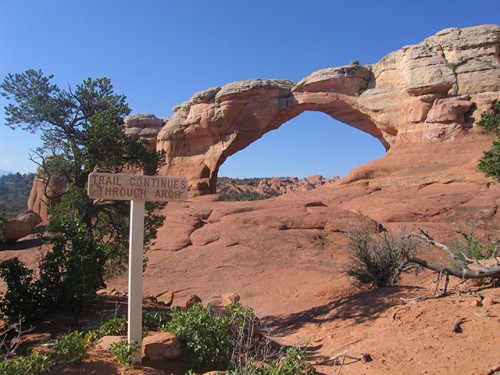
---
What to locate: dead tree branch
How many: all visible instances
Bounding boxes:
[407,231,500,281]
[0,317,35,359]
[407,256,500,279]
[451,317,466,333]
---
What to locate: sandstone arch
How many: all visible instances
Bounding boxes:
[157,67,390,195]
[84,25,493,200]
[156,25,499,195]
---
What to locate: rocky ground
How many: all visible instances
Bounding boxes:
[1,235,498,375]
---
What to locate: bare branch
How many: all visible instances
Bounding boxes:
[408,230,462,264]
[408,256,500,279]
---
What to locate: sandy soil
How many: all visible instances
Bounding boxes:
[1,233,499,375]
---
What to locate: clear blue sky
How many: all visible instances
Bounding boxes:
[0,1,498,178]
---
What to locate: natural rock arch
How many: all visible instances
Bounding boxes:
[127,25,499,196]
[218,110,385,179]
[157,67,390,194]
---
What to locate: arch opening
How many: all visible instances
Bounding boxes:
[218,111,386,179]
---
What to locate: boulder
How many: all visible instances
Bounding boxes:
[142,332,183,361]
[185,294,202,308]
[156,290,174,306]
[3,210,42,243]
[96,336,126,351]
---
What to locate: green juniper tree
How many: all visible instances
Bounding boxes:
[0,70,164,316]
[478,100,500,181]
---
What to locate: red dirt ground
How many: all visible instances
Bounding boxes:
[1,233,499,375]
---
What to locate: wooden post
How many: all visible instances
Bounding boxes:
[87,172,188,365]
[128,199,145,364]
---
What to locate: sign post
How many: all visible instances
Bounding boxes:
[88,172,188,364]
[128,199,145,363]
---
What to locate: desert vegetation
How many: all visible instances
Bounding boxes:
[0,173,35,218]
[0,301,316,374]
[0,69,165,314]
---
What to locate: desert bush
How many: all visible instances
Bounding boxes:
[225,302,279,372]
[55,331,89,366]
[345,228,416,288]
[143,310,171,330]
[477,100,500,181]
[97,315,127,337]
[0,352,52,374]
[82,315,128,348]
[164,303,233,370]
[110,340,139,366]
[0,258,43,320]
[450,230,499,263]
[227,347,317,375]
[264,347,317,375]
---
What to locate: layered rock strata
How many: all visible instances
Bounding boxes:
[156,24,499,195]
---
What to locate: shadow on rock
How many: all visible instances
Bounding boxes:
[261,286,424,336]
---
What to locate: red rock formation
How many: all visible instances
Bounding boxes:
[27,171,65,222]
[124,114,165,152]
[156,25,499,195]
[3,210,41,243]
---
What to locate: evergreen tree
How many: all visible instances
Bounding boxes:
[478,100,500,181]
[0,70,164,315]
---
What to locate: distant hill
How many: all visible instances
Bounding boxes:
[0,172,35,218]
[217,175,339,201]
[0,169,14,176]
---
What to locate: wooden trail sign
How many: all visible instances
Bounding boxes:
[88,172,188,364]
[88,172,188,202]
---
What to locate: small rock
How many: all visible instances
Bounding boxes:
[207,299,224,310]
[143,332,183,361]
[156,290,174,306]
[185,295,202,308]
[482,297,495,306]
[470,299,482,307]
[221,293,240,307]
[96,336,126,351]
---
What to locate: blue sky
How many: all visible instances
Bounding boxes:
[0,1,498,178]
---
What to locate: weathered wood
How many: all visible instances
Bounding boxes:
[88,172,188,202]
[408,257,500,279]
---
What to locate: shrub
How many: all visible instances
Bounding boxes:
[164,304,233,370]
[227,347,317,375]
[0,258,43,320]
[345,228,416,288]
[55,331,89,366]
[226,302,286,373]
[477,100,500,181]
[0,214,106,320]
[97,315,127,337]
[450,230,499,263]
[143,310,171,331]
[0,352,52,374]
[264,347,317,375]
[110,340,139,366]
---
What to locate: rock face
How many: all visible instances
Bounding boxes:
[124,114,165,152]
[155,25,499,195]
[27,170,65,222]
